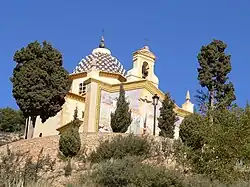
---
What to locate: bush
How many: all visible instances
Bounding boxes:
[179,113,206,150]
[59,119,81,177]
[183,175,250,187]
[178,107,250,182]
[0,107,25,132]
[84,157,186,187]
[59,124,81,158]
[89,134,152,163]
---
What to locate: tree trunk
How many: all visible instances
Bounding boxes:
[24,118,29,139]
[209,90,214,124]
[26,116,37,139]
[209,90,215,110]
[30,116,37,138]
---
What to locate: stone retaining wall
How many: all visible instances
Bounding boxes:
[0,132,170,187]
[0,132,126,159]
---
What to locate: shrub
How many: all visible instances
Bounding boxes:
[59,118,81,176]
[89,134,152,163]
[59,124,81,158]
[178,107,250,182]
[0,107,25,132]
[184,175,250,187]
[85,157,186,187]
[179,113,206,150]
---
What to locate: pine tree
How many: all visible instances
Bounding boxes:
[158,92,177,138]
[197,39,236,110]
[110,85,132,133]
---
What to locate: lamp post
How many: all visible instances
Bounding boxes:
[152,94,159,136]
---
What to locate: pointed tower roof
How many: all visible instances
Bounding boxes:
[133,45,156,60]
[186,90,191,101]
[182,90,194,113]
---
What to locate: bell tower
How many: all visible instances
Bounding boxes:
[127,46,159,87]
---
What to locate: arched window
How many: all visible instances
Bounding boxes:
[79,83,86,95]
[142,62,149,79]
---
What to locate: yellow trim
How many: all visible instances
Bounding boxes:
[56,119,83,133]
[66,92,85,102]
[99,71,126,82]
[69,72,87,80]
[96,84,101,132]
[83,87,90,132]
[133,48,156,60]
[82,78,192,131]
[69,71,126,82]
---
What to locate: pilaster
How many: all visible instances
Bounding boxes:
[83,81,99,132]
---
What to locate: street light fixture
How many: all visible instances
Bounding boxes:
[152,94,159,136]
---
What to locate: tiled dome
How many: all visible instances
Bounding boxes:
[73,37,126,76]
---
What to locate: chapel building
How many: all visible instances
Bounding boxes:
[32,37,194,139]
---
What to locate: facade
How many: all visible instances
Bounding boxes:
[33,37,194,139]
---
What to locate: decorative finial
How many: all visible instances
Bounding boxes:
[99,36,105,48]
[99,30,105,48]
[186,90,191,101]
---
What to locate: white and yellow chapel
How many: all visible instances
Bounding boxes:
[33,37,194,139]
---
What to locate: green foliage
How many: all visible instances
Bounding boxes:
[178,107,250,182]
[0,107,25,132]
[179,113,206,150]
[111,85,132,133]
[11,41,71,125]
[73,106,78,121]
[85,157,186,187]
[183,175,250,187]
[89,134,152,163]
[59,109,81,176]
[197,39,236,109]
[59,123,81,158]
[158,92,177,138]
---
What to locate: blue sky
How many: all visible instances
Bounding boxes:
[1,0,250,108]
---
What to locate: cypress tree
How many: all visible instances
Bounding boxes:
[11,41,71,138]
[73,106,78,121]
[59,125,81,158]
[59,109,81,176]
[197,39,236,110]
[158,92,177,138]
[110,85,132,133]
